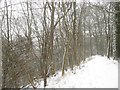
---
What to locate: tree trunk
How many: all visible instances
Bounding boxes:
[49,2,55,75]
[73,1,77,65]
[115,2,120,59]
[62,45,67,76]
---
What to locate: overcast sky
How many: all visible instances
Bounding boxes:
[0,0,119,17]
[0,0,119,8]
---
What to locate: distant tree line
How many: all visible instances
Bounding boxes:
[0,0,119,88]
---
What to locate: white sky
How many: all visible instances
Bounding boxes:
[0,0,119,8]
[0,0,119,18]
[0,0,119,9]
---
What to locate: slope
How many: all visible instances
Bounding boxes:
[26,55,118,88]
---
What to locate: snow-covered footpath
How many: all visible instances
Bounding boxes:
[26,55,118,88]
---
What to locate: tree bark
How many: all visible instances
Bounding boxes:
[115,2,120,59]
[73,1,77,65]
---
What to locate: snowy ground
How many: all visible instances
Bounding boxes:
[26,55,118,88]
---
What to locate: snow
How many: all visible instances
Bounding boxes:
[26,55,118,88]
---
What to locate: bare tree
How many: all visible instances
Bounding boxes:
[115,2,120,60]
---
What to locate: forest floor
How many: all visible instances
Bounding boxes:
[26,55,118,88]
